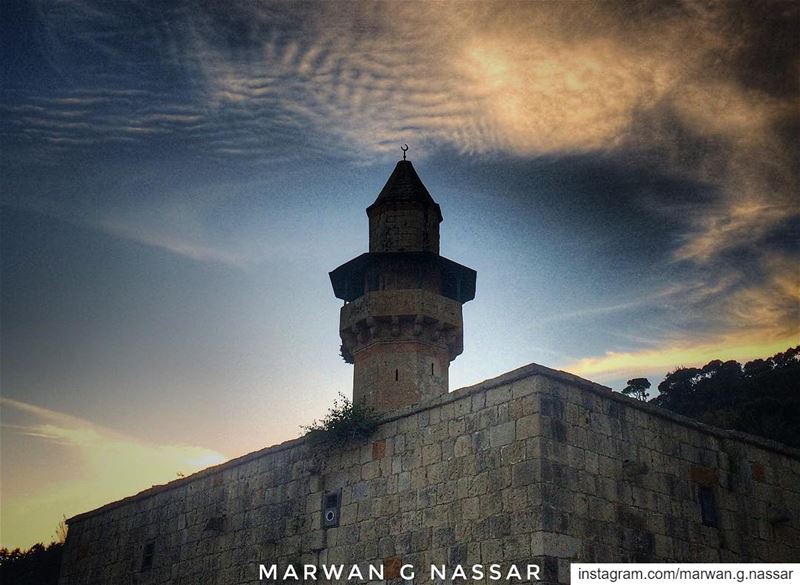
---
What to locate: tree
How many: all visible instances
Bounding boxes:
[0,517,67,584]
[0,542,63,585]
[650,346,799,448]
[621,377,651,401]
[54,516,68,545]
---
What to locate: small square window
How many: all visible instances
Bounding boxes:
[322,490,341,528]
[325,493,338,509]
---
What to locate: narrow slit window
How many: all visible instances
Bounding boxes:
[431,363,434,376]
[141,541,155,571]
[395,369,399,381]
[698,486,718,527]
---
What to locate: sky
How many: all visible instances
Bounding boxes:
[1,0,798,549]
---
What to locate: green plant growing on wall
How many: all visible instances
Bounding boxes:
[302,393,379,449]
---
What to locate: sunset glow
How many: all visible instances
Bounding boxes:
[2,0,797,549]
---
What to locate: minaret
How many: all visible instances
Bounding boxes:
[329,156,476,414]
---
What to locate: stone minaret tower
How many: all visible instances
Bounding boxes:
[330,158,476,414]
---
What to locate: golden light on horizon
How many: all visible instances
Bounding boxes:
[3,0,798,553]
[0,398,228,550]
[563,335,799,382]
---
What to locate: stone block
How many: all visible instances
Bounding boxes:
[490,421,516,447]
[516,414,541,440]
[472,392,486,412]
[427,462,444,483]
[402,449,422,470]
[689,464,719,487]
[481,539,503,564]
[486,386,512,407]
[454,435,472,458]
[472,429,491,452]
[305,492,322,514]
[453,397,471,416]
[410,467,427,489]
[361,461,381,480]
[448,418,466,437]
[531,532,581,558]
[512,460,539,486]
[479,406,499,429]
[540,396,565,420]
[521,393,540,416]
[462,497,481,519]
[500,442,527,465]
[472,471,489,495]
[372,440,386,460]
[422,443,442,466]
[497,402,510,423]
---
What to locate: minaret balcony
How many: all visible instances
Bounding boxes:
[339,289,465,362]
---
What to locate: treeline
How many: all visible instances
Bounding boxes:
[0,542,63,585]
[647,346,799,448]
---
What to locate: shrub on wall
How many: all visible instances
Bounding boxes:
[302,394,379,449]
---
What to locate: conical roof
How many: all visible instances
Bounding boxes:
[367,161,441,217]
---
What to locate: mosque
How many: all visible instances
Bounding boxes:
[59,158,799,584]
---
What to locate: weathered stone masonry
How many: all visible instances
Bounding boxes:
[59,159,800,583]
[59,363,800,585]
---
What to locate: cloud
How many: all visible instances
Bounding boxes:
[0,397,227,549]
[536,284,690,325]
[561,333,798,383]
[2,7,795,557]
[16,4,794,157]
[15,2,797,229]
[98,214,250,267]
[560,250,799,383]
[720,252,800,338]
[6,1,798,360]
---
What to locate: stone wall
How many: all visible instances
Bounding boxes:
[59,364,800,585]
[528,371,800,582]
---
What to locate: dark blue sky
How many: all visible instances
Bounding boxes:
[2,0,798,547]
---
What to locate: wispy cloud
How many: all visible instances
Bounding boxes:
[98,214,250,267]
[14,2,793,165]
[537,284,689,325]
[561,332,797,383]
[0,397,227,549]
[560,250,799,382]
[11,2,796,248]
[557,248,799,382]
[5,1,798,365]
